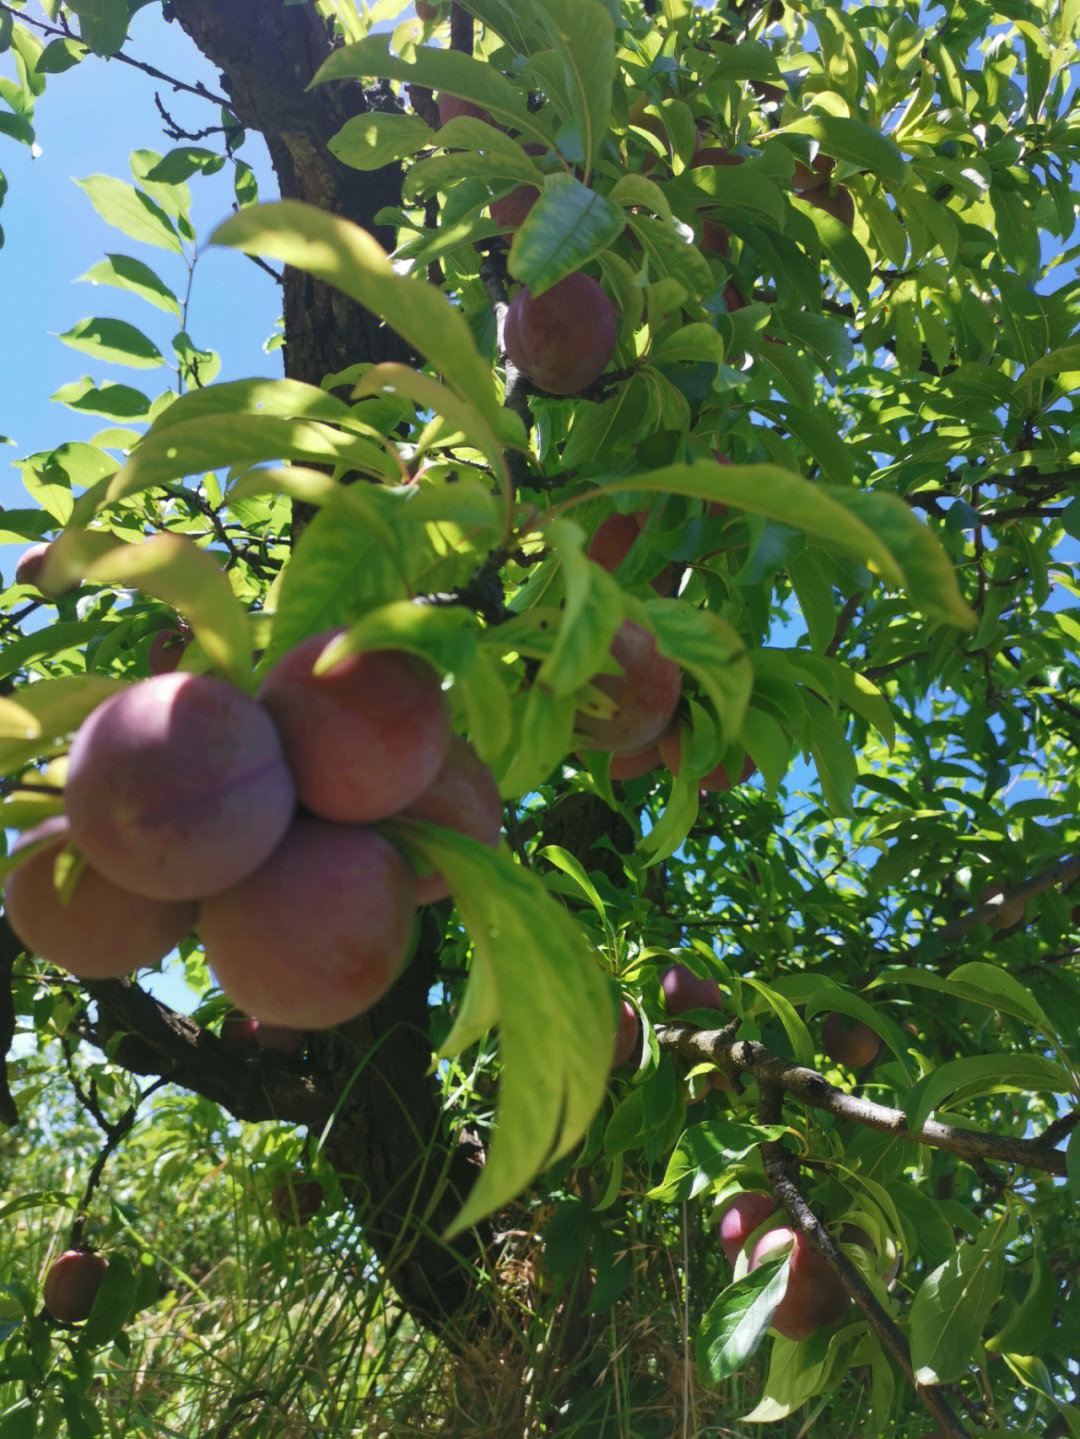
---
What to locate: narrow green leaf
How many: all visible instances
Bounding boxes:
[909,1222,1005,1383]
[77,253,182,317]
[212,201,509,444]
[328,111,434,171]
[385,819,615,1237]
[527,0,615,170]
[783,113,905,182]
[648,1120,775,1202]
[696,1255,790,1385]
[906,1053,1072,1133]
[44,530,253,683]
[69,0,127,56]
[508,175,626,295]
[59,317,164,369]
[74,175,183,252]
[0,675,122,780]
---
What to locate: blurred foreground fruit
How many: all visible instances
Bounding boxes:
[503,272,618,395]
[3,816,196,978]
[200,818,418,1029]
[43,1249,108,1324]
[575,621,681,756]
[258,631,450,824]
[750,1228,848,1340]
[64,672,296,901]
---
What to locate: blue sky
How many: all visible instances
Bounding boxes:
[0,4,280,551]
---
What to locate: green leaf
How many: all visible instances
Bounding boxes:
[80,1252,137,1346]
[108,413,395,503]
[74,175,183,252]
[783,113,905,182]
[44,530,253,683]
[385,819,615,1236]
[77,253,181,317]
[69,0,128,56]
[0,675,122,779]
[524,0,615,170]
[642,598,753,749]
[329,111,435,171]
[508,175,626,296]
[321,601,479,685]
[352,361,523,477]
[909,1221,1006,1384]
[696,1254,790,1385]
[212,201,510,445]
[142,146,225,183]
[50,377,150,419]
[311,33,539,141]
[906,1054,1072,1133]
[743,1333,833,1423]
[648,1120,778,1202]
[58,317,164,369]
[873,963,1056,1036]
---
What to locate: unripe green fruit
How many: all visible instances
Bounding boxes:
[504,272,618,395]
[43,1250,108,1324]
[64,672,296,901]
[3,817,196,978]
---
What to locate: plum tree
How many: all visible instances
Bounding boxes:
[3,816,197,978]
[575,621,681,756]
[750,1227,849,1340]
[199,817,418,1029]
[661,963,724,1016]
[611,999,640,1069]
[64,672,296,901]
[822,1013,881,1069]
[503,272,618,395]
[657,727,756,791]
[258,631,450,824]
[403,735,503,902]
[719,1192,778,1266]
[42,1249,108,1324]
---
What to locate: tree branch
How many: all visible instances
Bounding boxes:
[658,1025,1068,1177]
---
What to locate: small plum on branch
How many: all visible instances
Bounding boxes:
[750,1227,849,1340]
[661,963,724,1016]
[42,1250,108,1324]
[402,735,503,902]
[719,1192,778,1266]
[822,1013,881,1069]
[503,272,618,395]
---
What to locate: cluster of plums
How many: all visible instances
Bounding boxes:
[578,510,756,791]
[3,629,502,1030]
[717,1191,850,1341]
